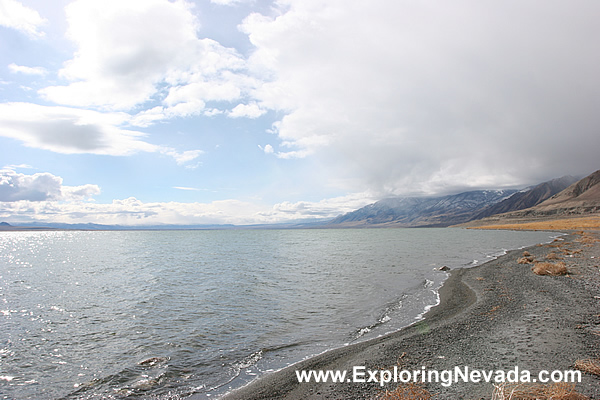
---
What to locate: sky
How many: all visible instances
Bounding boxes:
[1,0,599,226]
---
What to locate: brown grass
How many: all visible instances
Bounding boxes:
[518,256,534,264]
[574,359,600,376]
[491,382,589,400]
[532,261,568,276]
[546,252,562,260]
[469,217,600,231]
[575,231,600,245]
[378,383,432,400]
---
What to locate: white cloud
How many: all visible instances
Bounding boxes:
[241,0,600,196]
[0,168,100,202]
[8,63,47,76]
[0,102,202,165]
[228,102,266,118]
[173,186,202,191]
[160,149,204,165]
[4,164,33,170]
[259,144,274,154]
[266,192,377,220]
[39,0,254,119]
[210,0,249,5]
[0,186,375,225]
[0,0,46,38]
[0,102,155,155]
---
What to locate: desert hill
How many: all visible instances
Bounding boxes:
[460,169,600,227]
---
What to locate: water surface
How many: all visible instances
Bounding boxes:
[0,228,557,399]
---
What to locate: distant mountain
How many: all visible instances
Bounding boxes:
[0,221,57,231]
[0,220,330,231]
[0,222,237,231]
[471,176,578,220]
[328,189,518,228]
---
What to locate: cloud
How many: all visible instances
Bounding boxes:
[4,164,33,170]
[0,102,202,164]
[0,189,375,225]
[259,144,274,154]
[0,102,155,155]
[160,149,204,165]
[0,0,46,38]
[0,197,268,225]
[8,63,47,76]
[210,0,250,5]
[0,168,100,202]
[39,0,254,119]
[228,102,266,118]
[173,186,203,191]
[241,0,600,196]
[266,192,377,219]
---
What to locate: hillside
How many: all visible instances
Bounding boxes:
[472,176,577,219]
[328,190,517,228]
[534,169,600,210]
[461,169,600,226]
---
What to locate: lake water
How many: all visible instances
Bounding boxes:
[0,228,558,399]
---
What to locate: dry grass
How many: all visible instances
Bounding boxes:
[518,251,536,264]
[491,382,589,400]
[532,261,568,276]
[518,256,535,264]
[546,252,563,260]
[470,217,600,231]
[378,383,432,400]
[574,359,600,376]
[379,381,591,400]
[575,231,600,245]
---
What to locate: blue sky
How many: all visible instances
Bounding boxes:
[1,0,599,226]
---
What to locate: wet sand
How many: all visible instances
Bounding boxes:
[220,231,600,399]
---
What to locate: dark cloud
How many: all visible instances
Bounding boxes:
[244,0,600,195]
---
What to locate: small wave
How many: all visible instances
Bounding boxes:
[351,295,406,341]
[138,356,169,367]
[67,356,171,399]
[233,350,263,370]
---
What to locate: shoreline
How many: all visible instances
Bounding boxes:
[219,231,600,399]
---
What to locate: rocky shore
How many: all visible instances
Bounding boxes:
[220,231,600,399]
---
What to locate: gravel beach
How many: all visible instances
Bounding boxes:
[221,231,600,400]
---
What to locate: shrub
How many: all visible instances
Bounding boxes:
[546,252,562,260]
[378,383,432,400]
[518,256,535,264]
[574,359,600,376]
[492,382,589,400]
[532,262,568,276]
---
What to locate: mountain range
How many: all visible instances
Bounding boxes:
[328,170,600,228]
